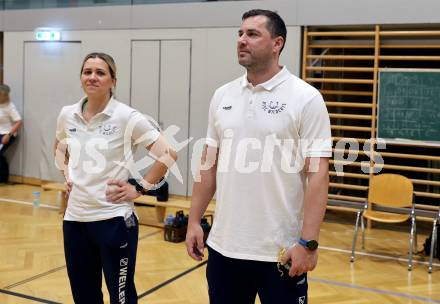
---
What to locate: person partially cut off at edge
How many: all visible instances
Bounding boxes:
[0,84,22,183]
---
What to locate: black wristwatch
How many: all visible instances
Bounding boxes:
[127,178,149,195]
[298,238,319,251]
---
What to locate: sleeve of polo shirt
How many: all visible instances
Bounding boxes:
[205,93,220,148]
[129,111,161,147]
[8,102,21,122]
[55,107,67,141]
[300,93,332,158]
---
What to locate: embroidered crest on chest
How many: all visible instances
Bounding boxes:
[98,124,120,136]
[262,101,286,114]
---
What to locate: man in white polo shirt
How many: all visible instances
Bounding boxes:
[186,9,331,304]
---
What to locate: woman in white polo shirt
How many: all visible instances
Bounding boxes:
[54,52,177,304]
[0,84,22,183]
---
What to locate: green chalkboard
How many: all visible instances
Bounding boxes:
[377,69,440,143]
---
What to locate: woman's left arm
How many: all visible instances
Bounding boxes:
[106,134,177,203]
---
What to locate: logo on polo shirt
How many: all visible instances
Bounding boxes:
[262,101,286,114]
[222,105,232,110]
[68,128,77,132]
[299,296,306,304]
[98,124,120,136]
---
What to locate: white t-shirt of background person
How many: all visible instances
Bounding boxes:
[205,67,332,262]
[56,97,160,222]
[0,102,21,135]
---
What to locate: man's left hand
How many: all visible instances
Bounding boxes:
[280,243,318,277]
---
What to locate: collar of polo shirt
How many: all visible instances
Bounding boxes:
[240,66,290,91]
[74,96,118,119]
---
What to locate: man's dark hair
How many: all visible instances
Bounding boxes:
[242,9,287,54]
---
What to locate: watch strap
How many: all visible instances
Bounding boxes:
[127,178,148,195]
[298,237,319,251]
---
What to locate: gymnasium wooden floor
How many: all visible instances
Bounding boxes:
[0,184,439,304]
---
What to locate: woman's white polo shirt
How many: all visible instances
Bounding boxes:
[56,97,160,222]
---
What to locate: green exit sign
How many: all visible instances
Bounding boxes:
[35,29,61,41]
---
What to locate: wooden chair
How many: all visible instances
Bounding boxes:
[350,174,416,270]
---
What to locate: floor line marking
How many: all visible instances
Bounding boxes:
[0,197,59,210]
[0,288,61,304]
[309,277,440,303]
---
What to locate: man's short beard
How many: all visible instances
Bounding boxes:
[239,58,268,74]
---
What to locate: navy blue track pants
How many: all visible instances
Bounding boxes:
[207,246,308,304]
[63,214,138,304]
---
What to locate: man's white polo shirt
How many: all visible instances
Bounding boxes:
[56,97,160,222]
[206,67,332,262]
